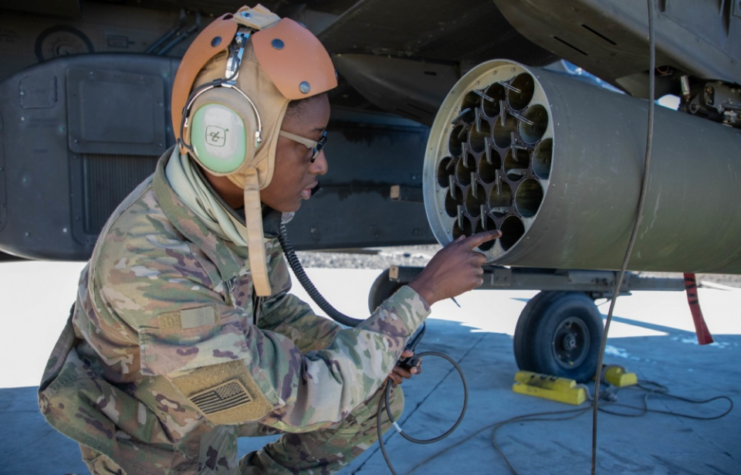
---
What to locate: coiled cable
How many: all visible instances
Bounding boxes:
[279,222,469,474]
[278,221,364,327]
[377,350,468,475]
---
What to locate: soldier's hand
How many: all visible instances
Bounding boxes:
[408,230,500,306]
[388,349,422,385]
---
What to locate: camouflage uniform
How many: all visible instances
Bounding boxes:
[39,150,430,474]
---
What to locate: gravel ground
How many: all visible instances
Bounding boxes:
[296,245,741,288]
[295,245,440,271]
[636,271,741,288]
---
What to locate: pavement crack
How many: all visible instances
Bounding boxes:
[650,455,704,475]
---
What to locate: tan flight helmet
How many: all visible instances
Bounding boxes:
[172,5,337,297]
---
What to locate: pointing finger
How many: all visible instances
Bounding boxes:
[465,230,501,248]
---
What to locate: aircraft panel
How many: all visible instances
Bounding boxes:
[318,0,557,67]
[0,3,197,82]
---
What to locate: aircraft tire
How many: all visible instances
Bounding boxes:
[514,291,603,383]
[367,269,405,314]
[513,291,567,372]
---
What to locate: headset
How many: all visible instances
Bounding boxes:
[177,28,264,175]
[171,8,337,181]
[169,7,337,297]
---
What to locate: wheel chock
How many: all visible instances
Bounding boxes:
[512,371,587,405]
[602,365,637,387]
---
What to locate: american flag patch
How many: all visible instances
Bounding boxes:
[191,380,252,415]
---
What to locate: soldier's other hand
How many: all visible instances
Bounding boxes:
[388,349,422,385]
[408,230,500,306]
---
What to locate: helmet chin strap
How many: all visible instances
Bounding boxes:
[242,168,272,296]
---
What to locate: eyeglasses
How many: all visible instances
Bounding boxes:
[279,130,328,163]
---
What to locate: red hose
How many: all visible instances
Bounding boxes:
[683,273,714,345]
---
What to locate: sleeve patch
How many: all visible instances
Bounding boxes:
[158,305,217,330]
[171,360,273,425]
[158,312,182,330]
[191,379,252,415]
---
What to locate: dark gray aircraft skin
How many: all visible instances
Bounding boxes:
[1,0,739,260]
[0,0,739,380]
[0,0,558,260]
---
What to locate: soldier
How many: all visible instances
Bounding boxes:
[38,5,499,474]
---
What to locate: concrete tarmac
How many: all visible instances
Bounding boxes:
[1,261,739,474]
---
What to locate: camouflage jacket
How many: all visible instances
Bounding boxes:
[38,150,430,474]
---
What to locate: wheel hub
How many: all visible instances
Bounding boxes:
[562,333,577,350]
[552,316,590,369]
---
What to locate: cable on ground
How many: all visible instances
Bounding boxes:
[405,379,732,475]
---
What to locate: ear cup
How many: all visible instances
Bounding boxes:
[184,87,259,175]
[190,104,247,174]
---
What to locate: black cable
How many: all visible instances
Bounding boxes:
[146,9,186,54]
[278,222,364,327]
[407,377,732,475]
[598,381,735,421]
[376,383,401,475]
[190,122,469,473]
[158,11,201,56]
[492,408,593,475]
[357,332,487,474]
[385,351,468,444]
[193,175,361,330]
[599,396,734,420]
[491,382,732,475]
[591,1,656,473]
[405,407,595,475]
[280,223,469,474]
[192,168,364,332]
[377,351,468,475]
